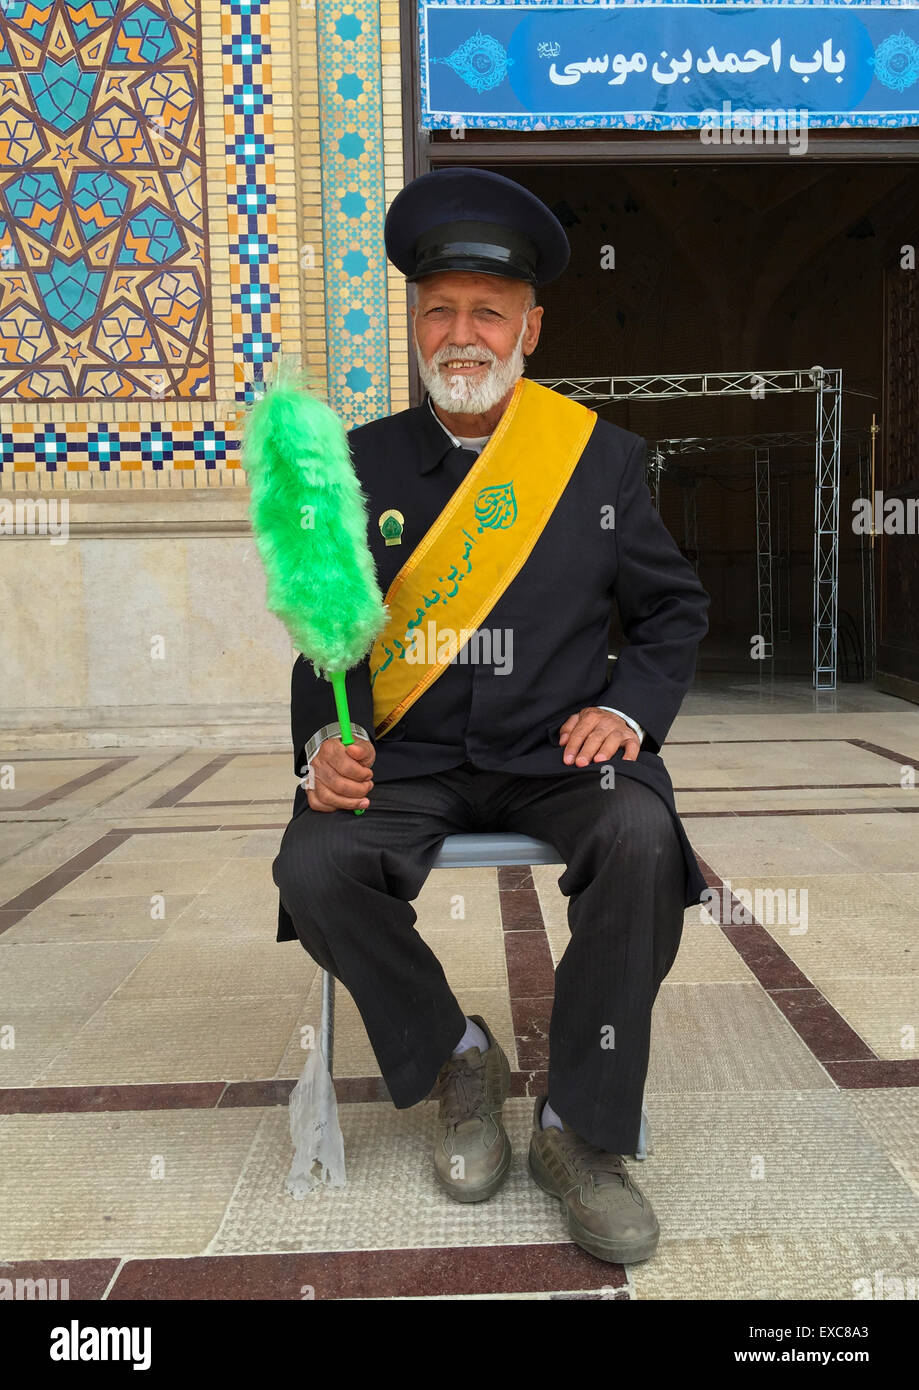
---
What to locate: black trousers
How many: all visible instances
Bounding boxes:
[272,761,686,1154]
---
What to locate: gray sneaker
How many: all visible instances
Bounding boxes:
[428,1016,512,1203]
[528,1096,660,1263]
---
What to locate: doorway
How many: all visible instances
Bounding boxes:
[407,157,919,691]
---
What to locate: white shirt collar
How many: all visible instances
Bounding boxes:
[427,395,491,449]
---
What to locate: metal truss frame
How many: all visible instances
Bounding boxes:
[754,447,774,661]
[858,438,877,681]
[680,476,700,572]
[537,367,843,690]
[776,477,792,643]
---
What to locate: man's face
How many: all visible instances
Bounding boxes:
[411,272,543,415]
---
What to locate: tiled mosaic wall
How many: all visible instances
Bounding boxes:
[0,0,408,485]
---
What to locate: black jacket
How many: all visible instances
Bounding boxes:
[276,389,711,941]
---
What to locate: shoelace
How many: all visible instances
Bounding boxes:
[429,1053,488,1128]
[562,1135,631,1191]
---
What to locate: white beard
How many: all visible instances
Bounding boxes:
[413,311,529,416]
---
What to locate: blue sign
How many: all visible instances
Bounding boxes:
[419,1,919,130]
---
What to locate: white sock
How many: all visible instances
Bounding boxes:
[452,1016,489,1055]
[541,1098,564,1131]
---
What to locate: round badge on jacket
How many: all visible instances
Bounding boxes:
[379,509,405,546]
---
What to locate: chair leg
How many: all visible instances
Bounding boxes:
[634,1099,653,1161]
[318,963,647,1159]
[320,969,335,1073]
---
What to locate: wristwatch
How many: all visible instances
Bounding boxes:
[301,721,371,781]
[597,707,645,744]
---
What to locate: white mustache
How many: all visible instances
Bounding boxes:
[435,352,495,366]
[413,312,529,415]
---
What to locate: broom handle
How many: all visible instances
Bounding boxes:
[329,670,364,816]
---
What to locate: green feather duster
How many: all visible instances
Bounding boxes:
[242,360,383,1188]
[240,359,387,695]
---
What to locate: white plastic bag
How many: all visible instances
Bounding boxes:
[284,1042,346,1196]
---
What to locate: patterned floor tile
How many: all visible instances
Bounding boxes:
[40,996,306,1085]
[0,940,156,1009]
[0,1110,263,1258]
[629,1230,919,1300]
[647,983,835,1091]
[816,978,919,1060]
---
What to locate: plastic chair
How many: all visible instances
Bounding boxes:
[318,832,652,1160]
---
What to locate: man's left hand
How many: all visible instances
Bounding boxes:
[559,708,641,765]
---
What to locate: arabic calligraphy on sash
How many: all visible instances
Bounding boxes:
[369,484,517,686]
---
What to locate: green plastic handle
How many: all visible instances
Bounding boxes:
[329,670,366,816]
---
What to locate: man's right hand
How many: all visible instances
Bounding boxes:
[306,738,375,812]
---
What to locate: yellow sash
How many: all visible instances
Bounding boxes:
[369,377,597,736]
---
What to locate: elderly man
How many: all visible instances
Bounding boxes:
[272,168,710,1265]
